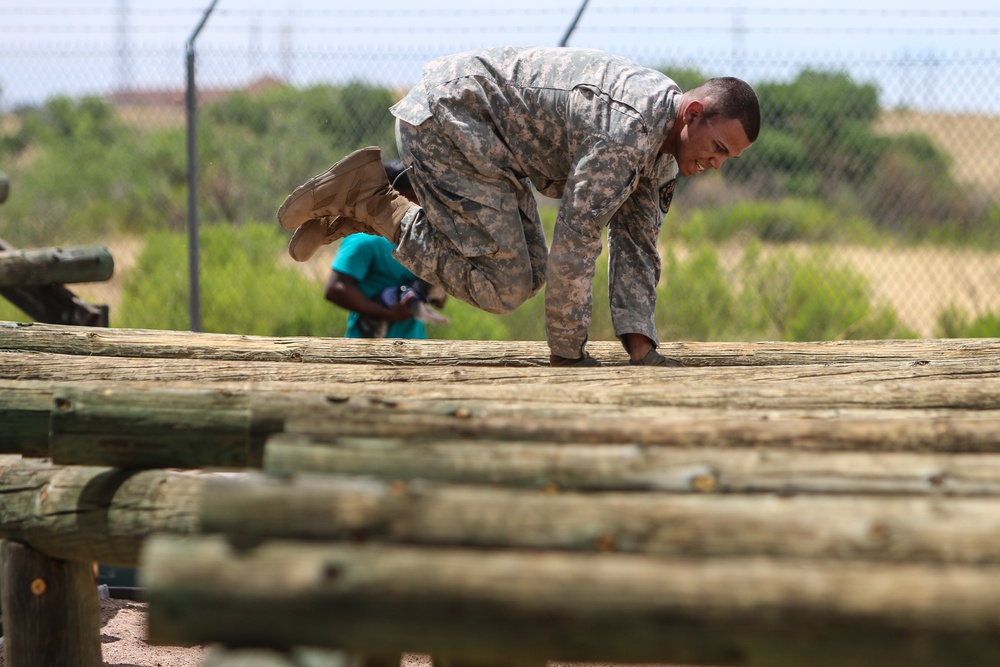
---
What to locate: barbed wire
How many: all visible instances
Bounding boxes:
[3,6,1000,18]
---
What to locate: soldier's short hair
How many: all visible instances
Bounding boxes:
[693,77,760,142]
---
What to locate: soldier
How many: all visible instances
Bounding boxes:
[278,46,759,367]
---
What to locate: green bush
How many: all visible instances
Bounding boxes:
[935,305,1000,338]
[739,243,914,341]
[654,242,914,342]
[117,222,342,336]
[669,198,881,245]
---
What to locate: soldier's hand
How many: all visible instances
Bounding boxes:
[628,349,684,367]
[550,353,602,367]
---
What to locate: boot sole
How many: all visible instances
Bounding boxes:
[277,146,382,231]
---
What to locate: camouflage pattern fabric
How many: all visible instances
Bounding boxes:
[390,46,680,358]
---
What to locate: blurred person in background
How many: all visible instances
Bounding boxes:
[323,160,448,339]
[280,46,758,363]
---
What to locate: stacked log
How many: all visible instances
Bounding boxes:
[1,322,999,667]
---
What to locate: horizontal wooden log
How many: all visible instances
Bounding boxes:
[284,407,1000,453]
[3,348,1000,410]
[49,385,257,469]
[264,435,1000,495]
[200,472,1000,564]
[143,536,1000,667]
[0,245,114,287]
[6,379,1000,464]
[0,378,1000,467]
[3,319,999,367]
[0,455,202,566]
[0,379,57,457]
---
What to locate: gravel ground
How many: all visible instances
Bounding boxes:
[1,597,693,667]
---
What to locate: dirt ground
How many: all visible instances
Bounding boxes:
[0,596,691,667]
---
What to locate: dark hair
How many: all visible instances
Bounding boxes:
[384,159,412,192]
[696,77,761,143]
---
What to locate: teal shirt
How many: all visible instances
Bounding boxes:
[332,234,427,339]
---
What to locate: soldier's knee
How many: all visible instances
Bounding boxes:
[472,274,533,314]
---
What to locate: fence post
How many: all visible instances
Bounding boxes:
[185,0,218,333]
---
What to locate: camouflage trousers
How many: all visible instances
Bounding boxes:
[392,118,547,314]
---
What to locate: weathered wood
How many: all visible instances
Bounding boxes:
[0,379,55,457]
[284,407,1000,453]
[49,385,257,469]
[0,456,202,566]
[18,382,1000,468]
[0,243,109,327]
[0,245,114,288]
[200,472,1000,563]
[3,319,999,367]
[143,536,1000,667]
[4,378,998,465]
[2,376,996,458]
[0,539,102,667]
[3,349,1000,410]
[264,435,1000,495]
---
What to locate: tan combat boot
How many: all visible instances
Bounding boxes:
[286,216,369,262]
[277,146,414,241]
[285,182,415,262]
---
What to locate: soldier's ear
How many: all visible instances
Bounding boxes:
[685,100,705,122]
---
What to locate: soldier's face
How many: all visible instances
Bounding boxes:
[675,114,751,178]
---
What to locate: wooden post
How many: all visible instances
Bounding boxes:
[0,245,114,288]
[1,540,102,667]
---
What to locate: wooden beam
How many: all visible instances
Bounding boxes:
[49,385,257,469]
[3,348,1000,409]
[264,434,1000,495]
[2,319,999,367]
[0,540,102,667]
[0,242,109,327]
[199,472,1000,564]
[0,245,114,288]
[0,379,56,457]
[1,378,995,464]
[143,536,1000,667]
[0,456,202,566]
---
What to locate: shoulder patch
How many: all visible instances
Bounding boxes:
[658,179,676,215]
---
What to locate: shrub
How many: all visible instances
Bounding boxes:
[117,222,342,336]
[935,305,1000,338]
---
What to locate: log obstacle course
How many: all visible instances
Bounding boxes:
[2,321,1000,667]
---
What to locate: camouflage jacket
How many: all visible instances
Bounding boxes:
[391,46,680,358]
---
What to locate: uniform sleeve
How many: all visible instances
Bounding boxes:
[607,176,664,346]
[544,140,638,358]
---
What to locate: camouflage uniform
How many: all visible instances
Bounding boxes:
[390,46,680,359]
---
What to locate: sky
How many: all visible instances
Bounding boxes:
[1,1,999,112]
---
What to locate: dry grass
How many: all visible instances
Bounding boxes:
[875,110,1000,195]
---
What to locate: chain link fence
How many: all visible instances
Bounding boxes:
[1,3,999,342]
